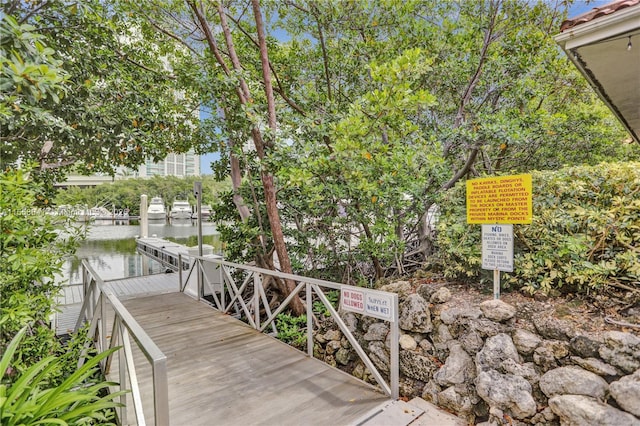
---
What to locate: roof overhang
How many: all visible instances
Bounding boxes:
[555,3,640,144]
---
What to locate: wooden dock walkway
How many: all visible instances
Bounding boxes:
[111,291,391,425]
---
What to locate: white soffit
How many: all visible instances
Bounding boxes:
[555,5,640,143]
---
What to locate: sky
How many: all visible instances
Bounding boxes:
[199,0,613,175]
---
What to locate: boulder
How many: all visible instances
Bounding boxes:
[399,294,433,333]
[430,287,452,304]
[432,323,454,350]
[363,322,389,341]
[400,349,439,382]
[571,356,619,377]
[475,370,537,419]
[549,394,640,426]
[570,334,601,358]
[539,366,608,400]
[324,329,342,341]
[399,334,417,351]
[368,341,390,375]
[533,314,576,340]
[512,329,542,355]
[599,331,640,374]
[469,317,512,338]
[458,330,484,355]
[500,359,539,384]
[380,280,413,298]
[440,306,482,325]
[609,369,640,417]
[434,343,476,386]
[335,348,352,365]
[479,299,516,322]
[476,333,520,374]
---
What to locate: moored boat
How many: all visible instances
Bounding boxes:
[169,200,192,220]
[147,197,166,220]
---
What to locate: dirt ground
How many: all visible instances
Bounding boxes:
[406,274,640,337]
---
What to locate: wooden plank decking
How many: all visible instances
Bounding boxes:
[54,273,180,335]
[112,292,391,425]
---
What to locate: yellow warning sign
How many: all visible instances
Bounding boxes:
[466,174,532,224]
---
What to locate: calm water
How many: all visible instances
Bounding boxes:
[58,220,221,285]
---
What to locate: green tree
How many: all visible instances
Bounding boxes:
[1,1,202,177]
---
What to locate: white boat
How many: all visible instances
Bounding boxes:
[169,200,192,220]
[147,197,166,220]
[192,204,212,220]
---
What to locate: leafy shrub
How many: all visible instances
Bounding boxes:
[0,168,82,379]
[1,327,123,426]
[436,162,640,295]
[275,313,307,349]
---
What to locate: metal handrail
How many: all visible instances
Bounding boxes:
[76,260,169,426]
[178,254,399,399]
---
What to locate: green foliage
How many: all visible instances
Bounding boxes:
[275,313,307,349]
[1,327,123,426]
[0,169,83,374]
[436,162,640,295]
[313,290,339,318]
[1,1,204,176]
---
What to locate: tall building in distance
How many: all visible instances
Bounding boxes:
[56,150,200,188]
[134,150,200,178]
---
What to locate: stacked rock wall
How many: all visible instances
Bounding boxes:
[312,282,640,425]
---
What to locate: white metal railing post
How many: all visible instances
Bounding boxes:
[253,273,261,328]
[306,283,313,357]
[390,293,399,400]
[178,253,183,291]
[153,357,170,426]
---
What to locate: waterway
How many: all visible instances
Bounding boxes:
[58,220,221,285]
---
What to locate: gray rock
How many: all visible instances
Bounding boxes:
[399,334,417,350]
[476,370,537,419]
[325,340,342,355]
[539,366,609,400]
[609,370,640,417]
[540,339,570,359]
[570,335,601,358]
[533,314,576,340]
[433,323,454,350]
[469,317,512,338]
[335,348,352,365]
[380,280,413,297]
[434,343,476,386]
[419,338,435,354]
[571,356,619,377]
[437,386,474,419]
[599,331,640,374]
[430,287,452,304]
[440,306,482,325]
[368,341,390,375]
[399,294,433,333]
[549,394,640,426]
[459,330,484,355]
[324,329,342,341]
[416,283,436,300]
[500,359,539,384]
[363,322,389,341]
[400,349,438,382]
[533,345,559,372]
[476,333,520,374]
[512,329,542,355]
[421,379,442,404]
[479,299,516,322]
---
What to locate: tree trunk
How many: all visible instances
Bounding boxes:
[251,0,304,315]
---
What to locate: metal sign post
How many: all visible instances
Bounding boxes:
[194,181,203,296]
[482,224,514,300]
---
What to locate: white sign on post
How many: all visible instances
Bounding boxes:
[482,224,514,272]
[341,287,396,322]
